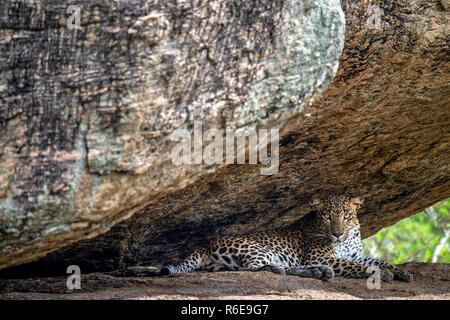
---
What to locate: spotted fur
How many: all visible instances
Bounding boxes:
[160,195,412,282]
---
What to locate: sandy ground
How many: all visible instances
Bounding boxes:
[0,262,448,300]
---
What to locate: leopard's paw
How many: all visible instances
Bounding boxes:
[298,265,334,281]
[380,268,394,282]
[259,265,287,275]
[316,265,335,281]
[392,267,413,282]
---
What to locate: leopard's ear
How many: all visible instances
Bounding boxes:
[309,198,323,211]
[350,196,364,211]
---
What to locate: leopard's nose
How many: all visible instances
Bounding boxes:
[333,232,343,238]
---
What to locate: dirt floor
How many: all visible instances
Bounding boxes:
[0,262,448,300]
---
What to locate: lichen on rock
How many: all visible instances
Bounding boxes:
[0,0,345,271]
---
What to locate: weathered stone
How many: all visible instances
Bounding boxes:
[0,0,345,271]
[1,0,449,278]
[0,263,449,300]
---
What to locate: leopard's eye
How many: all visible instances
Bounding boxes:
[344,213,352,220]
[323,214,331,221]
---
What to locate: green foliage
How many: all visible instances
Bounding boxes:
[363,198,450,264]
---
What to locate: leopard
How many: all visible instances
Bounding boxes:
[160,195,413,282]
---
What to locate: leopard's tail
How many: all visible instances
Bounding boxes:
[160,248,206,275]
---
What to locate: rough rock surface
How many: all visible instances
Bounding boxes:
[0,263,449,300]
[1,0,449,276]
[0,0,345,271]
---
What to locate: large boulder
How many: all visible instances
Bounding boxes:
[0,263,449,299]
[0,0,449,276]
[0,0,345,271]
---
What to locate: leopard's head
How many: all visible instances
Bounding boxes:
[309,195,363,243]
